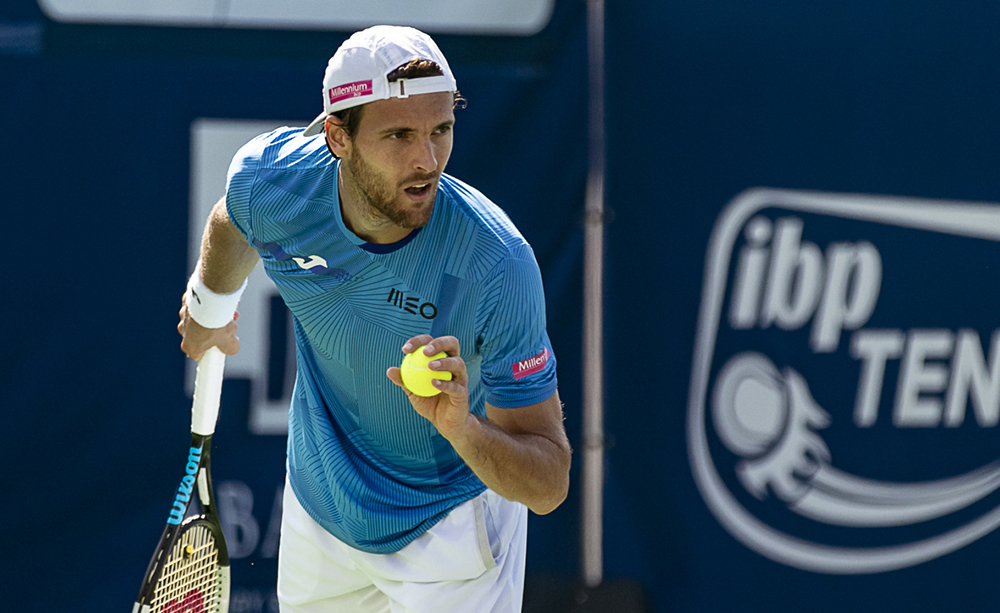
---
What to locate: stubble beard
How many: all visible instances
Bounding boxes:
[345,146,437,230]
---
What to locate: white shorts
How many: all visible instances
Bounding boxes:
[277,480,528,613]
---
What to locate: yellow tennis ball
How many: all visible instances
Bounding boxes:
[400,345,452,397]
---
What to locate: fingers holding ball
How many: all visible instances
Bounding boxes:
[400,345,453,397]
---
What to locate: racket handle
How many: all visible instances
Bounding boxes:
[192,346,227,436]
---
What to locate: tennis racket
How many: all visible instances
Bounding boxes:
[133,347,231,613]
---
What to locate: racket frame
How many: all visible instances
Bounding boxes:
[134,348,231,613]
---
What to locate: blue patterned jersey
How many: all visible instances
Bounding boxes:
[224,127,558,553]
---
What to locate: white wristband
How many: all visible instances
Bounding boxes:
[185,265,248,329]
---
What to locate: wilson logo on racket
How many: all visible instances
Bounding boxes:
[162,588,203,613]
[168,445,204,526]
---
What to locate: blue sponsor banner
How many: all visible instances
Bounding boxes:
[10,0,1000,610]
[691,189,1000,576]
[0,1,587,611]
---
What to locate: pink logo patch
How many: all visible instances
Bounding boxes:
[162,588,204,613]
[328,80,373,105]
[512,348,550,380]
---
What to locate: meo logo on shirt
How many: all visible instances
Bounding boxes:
[512,348,550,380]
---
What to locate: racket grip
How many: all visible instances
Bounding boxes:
[192,346,227,436]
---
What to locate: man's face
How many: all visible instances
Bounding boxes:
[340,92,455,230]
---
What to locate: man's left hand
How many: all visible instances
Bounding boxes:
[386,334,474,442]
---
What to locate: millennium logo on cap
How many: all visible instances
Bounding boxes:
[328,80,373,105]
[688,188,1000,575]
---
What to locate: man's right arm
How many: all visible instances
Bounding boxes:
[178,197,260,360]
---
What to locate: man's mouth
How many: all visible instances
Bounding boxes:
[405,183,431,196]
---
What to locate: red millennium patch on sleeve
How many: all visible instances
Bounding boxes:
[512,348,550,380]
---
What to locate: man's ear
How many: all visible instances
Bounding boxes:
[324,116,351,158]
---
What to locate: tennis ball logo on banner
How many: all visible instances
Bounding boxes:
[688,188,1000,574]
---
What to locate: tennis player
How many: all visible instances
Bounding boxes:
[176,25,572,613]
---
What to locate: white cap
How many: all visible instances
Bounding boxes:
[302,25,457,137]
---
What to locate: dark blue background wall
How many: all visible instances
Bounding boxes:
[3,1,1000,612]
[603,2,1000,612]
[1,2,586,610]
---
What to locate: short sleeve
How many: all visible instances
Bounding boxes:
[479,246,558,408]
[224,136,263,243]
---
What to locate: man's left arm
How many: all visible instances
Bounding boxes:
[459,393,571,515]
[386,336,572,515]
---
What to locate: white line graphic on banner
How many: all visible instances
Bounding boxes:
[688,188,1000,574]
[190,118,297,435]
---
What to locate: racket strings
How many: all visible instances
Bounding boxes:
[151,523,224,612]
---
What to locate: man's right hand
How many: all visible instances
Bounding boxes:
[177,293,241,361]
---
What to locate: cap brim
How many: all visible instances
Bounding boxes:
[302,111,327,137]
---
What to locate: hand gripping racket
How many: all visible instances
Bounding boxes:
[134,347,231,613]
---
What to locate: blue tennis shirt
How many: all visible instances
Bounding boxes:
[224,127,558,553]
